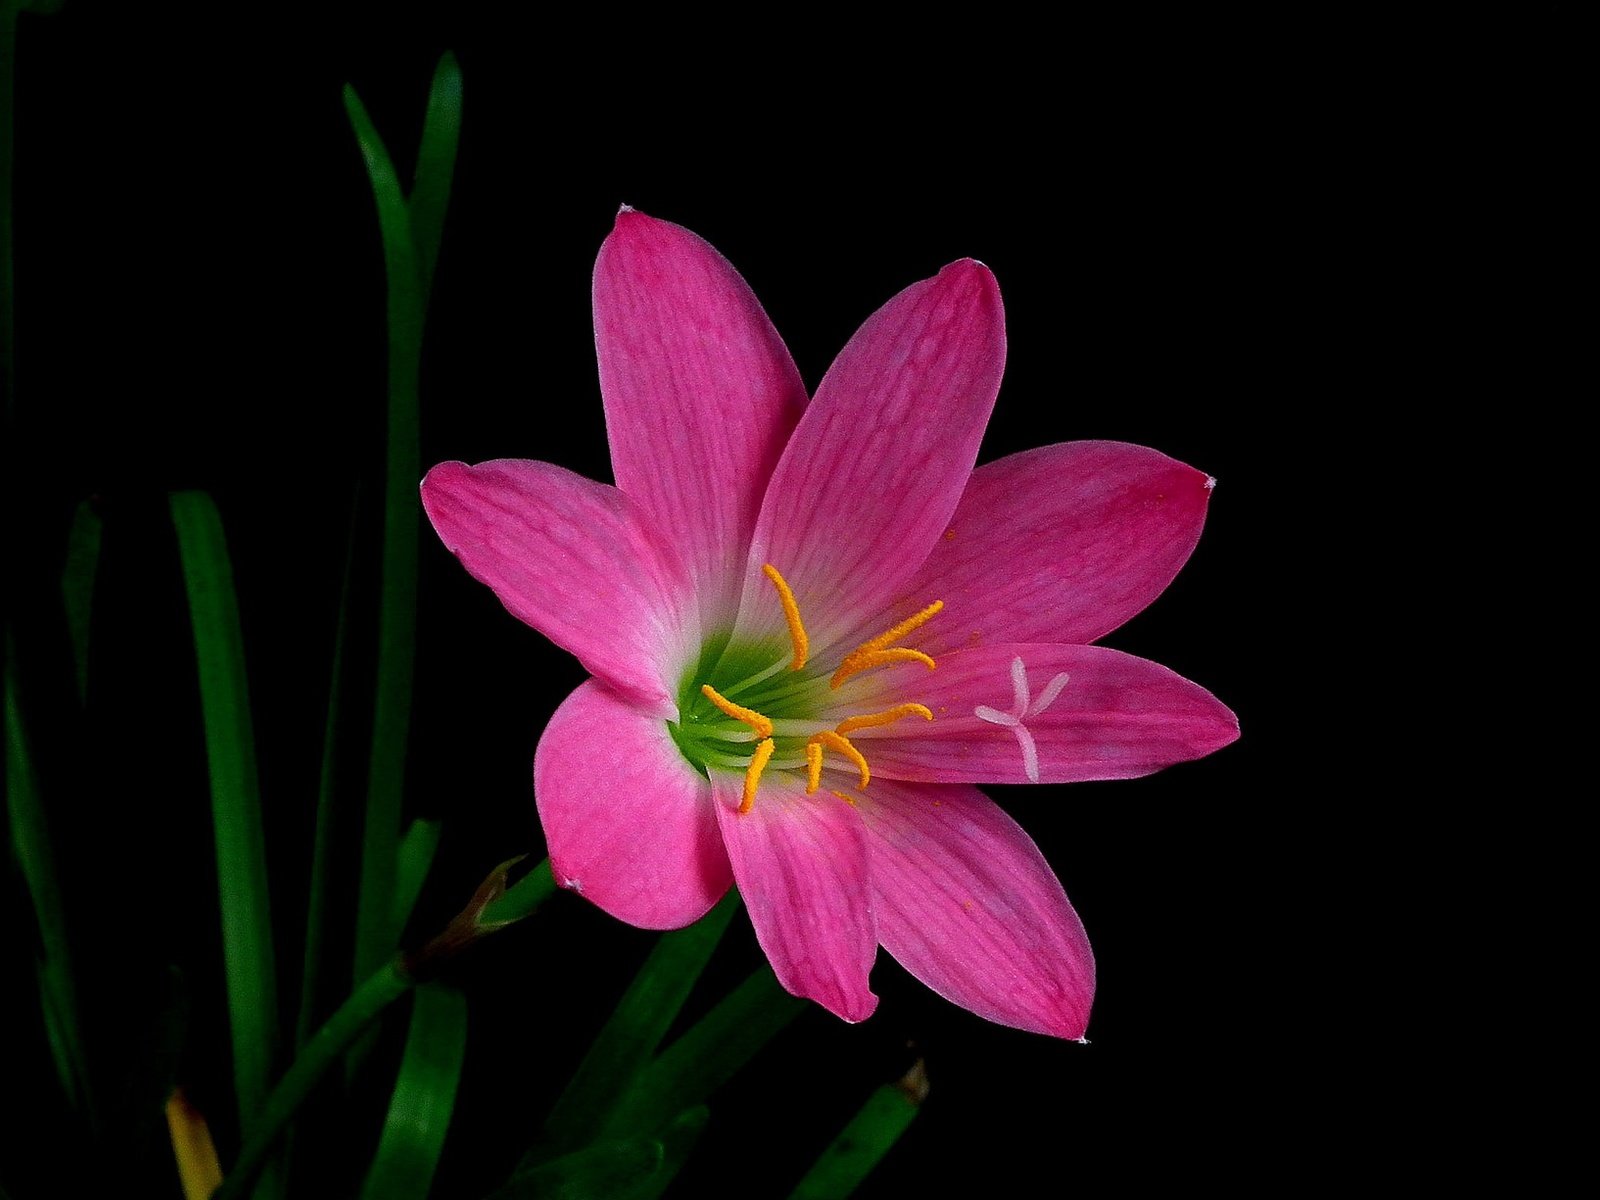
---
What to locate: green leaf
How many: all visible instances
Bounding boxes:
[359,983,468,1200]
[344,78,424,987]
[408,51,462,300]
[534,893,738,1161]
[5,633,91,1122]
[606,966,806,1137]
[489,1138,665,1200]
[218,961,415,1200]
[169,490,281,1198]
[475,857,557,928]
[393,817,442,935]
[617,1105,709,1200]
[60,498,100,704]
[787,1062,927,1200]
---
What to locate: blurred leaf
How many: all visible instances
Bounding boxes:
[787,1061,928,1200]
[393,817,442,935]
[358,984,468,1200]
[489,1138,664,1200]
[169,490,281,1199]
[409,51,462,300]
[166,1085,224,1200]
[534,894,738,1162]
[616,1105,709,1200]
[60,498,100,704]
[5,631,91,1123]
[606,967,805,1137]
[344,78,423,987]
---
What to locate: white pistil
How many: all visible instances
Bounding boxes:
[974,656,1070,784]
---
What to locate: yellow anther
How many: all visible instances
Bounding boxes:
[763,563,809,671]
[805,742,824,795]
[700,683,773,738]
[831,647,938,689]
[830,601,943,688]
[834,703,934,736]
[807,729,870,790]
[830,790,858,806]
[740,737,776,814]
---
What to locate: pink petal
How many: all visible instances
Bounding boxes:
[422,459,698,713]
[858,779,1094,1039]
[900,441,1214,654]
[594,210,809,627]
[535,681,732,929]
[736,260,1005,652]
[856,644,1239,784]
[712,774,878,1022]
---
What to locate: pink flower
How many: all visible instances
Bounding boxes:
[421,210,1238,1039]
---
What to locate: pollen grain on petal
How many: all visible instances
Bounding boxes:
[740,737,777,814]
[762,563,809,671]
[700,683,774,738]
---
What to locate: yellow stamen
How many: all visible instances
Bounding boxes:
[700,683,773,738]
[834,703,934,735]
[763,563,809,671]
[831,647,938,689]
[807,729,870,789]
[740,737,776,813]
[830,790,858,806]
[805,741,824,794]
[830,601,944,688]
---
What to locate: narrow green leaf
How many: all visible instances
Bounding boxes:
[606,967,806,1136]
[60,498,101,705]
[169,490,281,1197]
[358,983,468,1200]
[294,497,360,1053]
[534,894,738,1161]
[618,1105,709,1200]
[490,1138,664,1200]
[475,857,557,928]
[393,817,442,935]
[218,961,415,1200]
[787,1063,927,1200]
[344,80,425,985]
[408,51,462,300]
[5,632,92,1124]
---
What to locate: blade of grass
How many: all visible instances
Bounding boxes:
[169,490,280,1199]
[408,51,461,301]
[167,1086,225,1200]
[489,1139,665,1200]
[357,983,467,1200]
[392,817,442,936]
[532,893,738,1163]
[219,859,557,1200]
[294,496,360,1052]
[787,1061,928,1200]
[60,499,101,705]
[618,1105,709,1200]
[345,80,425,987]
[604,967,806,1137]
[5,630,93,1124]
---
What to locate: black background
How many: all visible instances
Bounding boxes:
[5,4,1338,1197]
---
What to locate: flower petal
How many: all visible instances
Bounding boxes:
[594,210,809,627]
[422,459,696,712]
[857,644,1239,784]
[535,681,732,929]
[736,259,1005,652]
[712,774,878,1022]
[900,441,1215,654]
[858,779,1094,1039]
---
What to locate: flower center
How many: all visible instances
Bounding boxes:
[667,564,941,813]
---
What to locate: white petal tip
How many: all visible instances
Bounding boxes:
[1204,475,1217,491]
[616,203,636,215]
